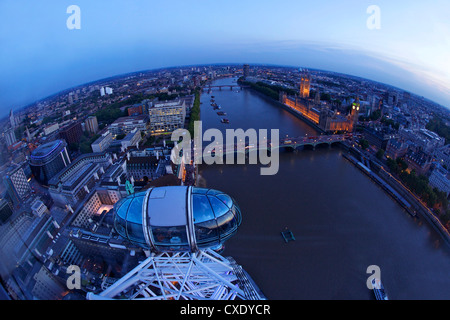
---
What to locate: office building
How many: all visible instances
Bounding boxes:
[243,64,250,79]
[31,264,66,300]
[386,138,409,159]
[405,148,433,175]
[148,100,186,134]
[29,140,71,185]
[59,122,83,146]
[362,126,397,150]
[120,128,141,150]
[399,128,445,154]
[44,123,60,136]
[91,131,113,153]
[429,164,450,196]
[0,199,13,225]
[3,165,32,205]
[100,87,113,96]
[108,115,149,136]
[434,144,450,169]
[85,116,99,134]
[48,153,112,206]
[4,128,17,147]
[9,109,17,128]
[31,198,49,217]
[126,154,166,182]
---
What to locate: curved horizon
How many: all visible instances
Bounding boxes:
[1,1,449,113]
[7,58,446,114]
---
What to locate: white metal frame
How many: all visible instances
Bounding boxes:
[87,249,250,300]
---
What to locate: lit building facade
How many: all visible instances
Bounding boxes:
[108,115,149,136]
[280,92,357,133]
[149,100,186,134]
[282,94,320,124]
[299,70,311,98]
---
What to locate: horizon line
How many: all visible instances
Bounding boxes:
[7,62,448,116]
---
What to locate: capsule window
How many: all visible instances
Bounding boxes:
[114,214,127,238]
[126,221,146,245]
[192,194,215,223]
[216,194,233,208]
[152,225,189,246]
[216,211,237,237]
[194,219,220,245]
[207,195,229,218]
[192,187,208,194]
[207,189,221,196]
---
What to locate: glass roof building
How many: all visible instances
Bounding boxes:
[113,186,242,252]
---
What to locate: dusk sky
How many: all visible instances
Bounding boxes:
[1,0,449,114]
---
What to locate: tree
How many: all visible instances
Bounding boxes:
[441,210,450,225]
[375,149,384,160]
[360,139,369,150]
[426,116,450,144]
[188,89,201,137]
[396,158,408,171]
[386,158,399,174]
[370,109,381,121]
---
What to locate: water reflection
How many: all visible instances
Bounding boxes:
[200,77,450,300]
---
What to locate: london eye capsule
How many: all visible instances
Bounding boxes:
[113,186,242,252]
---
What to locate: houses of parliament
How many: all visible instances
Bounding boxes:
[280,70,359,133]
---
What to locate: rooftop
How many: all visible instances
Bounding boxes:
[30,140,64,159]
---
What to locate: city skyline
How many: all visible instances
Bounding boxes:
[1,64,450,300]
[1,1,449,114]
[3,1,450,304]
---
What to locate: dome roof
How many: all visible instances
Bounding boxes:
[113,186,241,252]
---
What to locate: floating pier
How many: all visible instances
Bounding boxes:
[281,228,295,243]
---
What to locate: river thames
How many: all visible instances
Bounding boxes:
[197,77,450,300]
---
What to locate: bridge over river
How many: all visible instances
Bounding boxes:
[203,84,250,91]
[179,134,352,162]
